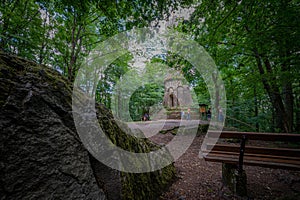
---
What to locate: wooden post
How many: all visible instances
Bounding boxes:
[221,135,248,196]
[222,163,247,197]
[238,135,246,173]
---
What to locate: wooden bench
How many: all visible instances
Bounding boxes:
[201,131,300,196]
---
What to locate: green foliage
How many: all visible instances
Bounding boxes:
[178,0,300,132]
[112,61,167,121]
[129,83,164,121]
[2,0,299,132]
[0,0,187,79]
[0,0,199,123]
[96,53,132,108]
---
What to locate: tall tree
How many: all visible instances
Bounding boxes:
[181,0,300,132]
[0,0,192,80]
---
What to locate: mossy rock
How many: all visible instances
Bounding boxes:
[0,52,175,200]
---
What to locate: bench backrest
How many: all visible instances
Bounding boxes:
[202,131,300,170]
[207,131,300,142]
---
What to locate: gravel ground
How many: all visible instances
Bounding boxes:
[148,132,300,200]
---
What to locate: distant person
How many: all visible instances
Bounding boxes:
[147,113,150,121]
[218,107,223,122]
[143,113,149,121]
[186,108,191,120]
[200,106,206,119]
[207,108,211,120]
[181,110,185,120]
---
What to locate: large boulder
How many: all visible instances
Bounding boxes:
[0,52,175,200]
[0,53,106,199]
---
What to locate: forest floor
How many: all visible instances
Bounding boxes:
[142,124,300,200]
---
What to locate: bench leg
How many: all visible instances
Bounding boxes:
[222,163,247,197]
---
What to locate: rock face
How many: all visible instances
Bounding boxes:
[0,53,106,199]
[0,52,175,200]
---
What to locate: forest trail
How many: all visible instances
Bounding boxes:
[127,119,208,138]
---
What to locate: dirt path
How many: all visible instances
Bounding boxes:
[148,132,300,200]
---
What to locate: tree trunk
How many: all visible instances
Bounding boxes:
[212,72,220,120]
[254,51,290,132]
[279,36,294,132]
[296,91,300,131]
[68,15,82,82]
[254,85,259,132]
[263,58,292,132]
[282,80,293,132]
[38,10,49,65]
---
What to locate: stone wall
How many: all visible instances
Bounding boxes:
[163,78,192,108]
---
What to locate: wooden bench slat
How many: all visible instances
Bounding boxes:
[203,131,300,195]
[206,131,300,142]
[204,153,300,170]
[205,144,300,157]
[203,131,300,170]
[204,152,300,165]
[203,150,300,161]
[205,155,300,170]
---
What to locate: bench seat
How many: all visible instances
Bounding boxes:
[201,131,300,196]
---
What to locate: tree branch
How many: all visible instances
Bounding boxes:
[213,2,239,37]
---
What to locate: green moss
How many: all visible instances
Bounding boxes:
[121,164,176,200]
[95,105,176,199]
[159,127,179,135]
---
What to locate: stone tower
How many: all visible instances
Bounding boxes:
[163,74,192,108]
